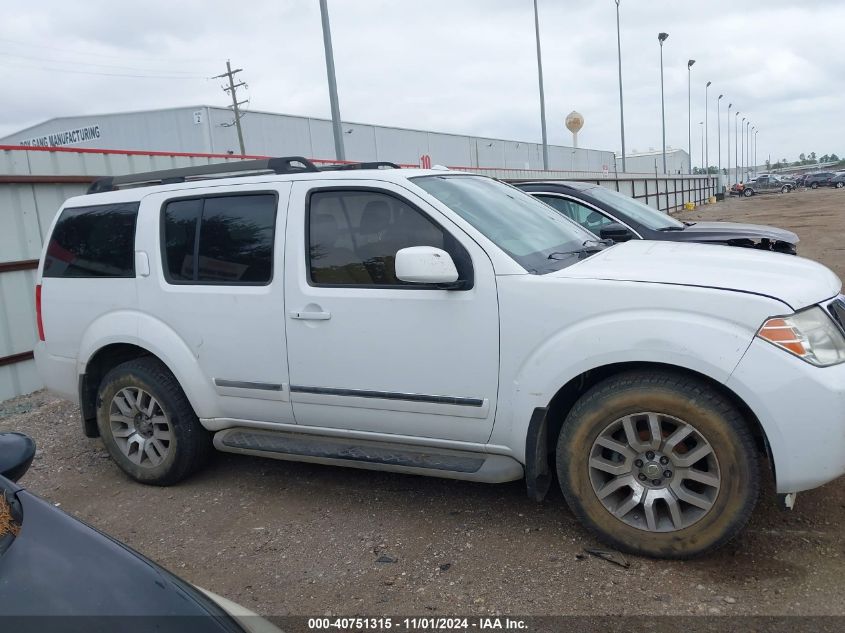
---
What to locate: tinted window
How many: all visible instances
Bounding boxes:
[44,203,138,278]
[308,190,467,286]
[163,198,201,281]
[162,194,276,284]
[536,195,616,233]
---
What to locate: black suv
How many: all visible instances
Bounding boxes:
[805,172,836,188]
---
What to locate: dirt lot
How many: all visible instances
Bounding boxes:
[2,187,845,618]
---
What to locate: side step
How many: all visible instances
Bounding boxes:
[213,428,524,483]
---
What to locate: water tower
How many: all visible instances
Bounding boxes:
[565,111,584,148]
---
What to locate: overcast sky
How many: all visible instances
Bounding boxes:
[1,0,842,164]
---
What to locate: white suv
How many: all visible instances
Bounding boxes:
[34,157,845,558]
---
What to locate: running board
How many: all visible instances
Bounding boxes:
[213,428,524,483]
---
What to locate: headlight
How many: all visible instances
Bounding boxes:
[757,306,845,367]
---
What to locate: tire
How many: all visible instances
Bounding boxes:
[836,182,844,189]
[781,185,789,194]
[96,357,212,485]
[556,370,759,559]
[811,182,819,189]
[743,188,753,197]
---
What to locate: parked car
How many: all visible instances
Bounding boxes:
[34,158,845,559]
[737,175,795,196]
[829,173,845,189]
[516,181,798,254]
[805,172,836,188]
[0,432,279,631]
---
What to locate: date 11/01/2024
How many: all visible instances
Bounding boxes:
[307,617,528,630]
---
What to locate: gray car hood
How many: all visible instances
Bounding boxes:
[682,221,799,244]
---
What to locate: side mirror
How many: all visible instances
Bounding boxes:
[599,222,635,243]
[395,246,460,285]
[0,432,36,482]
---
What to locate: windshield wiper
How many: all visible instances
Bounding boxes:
[657,226,685,231]
[548,239,611,260]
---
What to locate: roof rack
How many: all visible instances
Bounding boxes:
[86,156,318,194]
[317,161,402,171]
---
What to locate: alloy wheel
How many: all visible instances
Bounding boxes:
[109,387,173,467]
[588,412,721,533]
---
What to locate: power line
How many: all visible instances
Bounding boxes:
[212,60,248,154]
[0,36,213,63]
[0,50,210,75]
[1,60,211,79]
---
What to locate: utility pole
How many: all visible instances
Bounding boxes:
[658,32,669,174]
[533,0,549,170]
[615,0,626,173]
[213,60,247,155]
[727,103,732,185]
[705,81,711,174]
[687,60,695,173]
[717,94,723,188]
[319,0,346,161]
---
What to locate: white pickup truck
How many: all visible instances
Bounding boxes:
[34,158,845,558]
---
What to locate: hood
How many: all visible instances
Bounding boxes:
[555,240,840,310]
[0,487,243,629]
[679,221,798,244]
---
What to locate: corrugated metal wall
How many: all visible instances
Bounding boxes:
[0,146,715,401]
[2,107,620,173]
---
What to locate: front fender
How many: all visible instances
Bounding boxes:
[491,308,760,460]
[78,311,217,418]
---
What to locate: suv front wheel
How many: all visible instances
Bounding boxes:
[96,358,212,485]
[557,370,759,558]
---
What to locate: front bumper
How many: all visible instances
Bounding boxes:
[726,338,845,493]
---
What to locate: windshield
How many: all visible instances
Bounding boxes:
[585,186,685,231]
[412,175,601,274]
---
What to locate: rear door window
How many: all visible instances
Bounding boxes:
[43,202,139,278]
[162,193,277,285]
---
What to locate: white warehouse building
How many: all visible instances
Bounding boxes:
[1,106,616,173]
[615,148,691,175]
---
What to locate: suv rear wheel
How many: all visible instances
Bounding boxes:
[743,187,754,197]
[556,370,759,558]
[96,358,212,485]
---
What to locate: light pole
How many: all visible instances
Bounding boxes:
[658,32,669,174]
[750,125,755,176]
[735,111,740,183]
[533,0,549,170]
[727,102,732,185]
[615,0,626,173]
[717,94,723,185]
[741,116,746,181]
[699,121,704,172]
[319,0,346,161]
[755,129,758,176]
[687,60,695,174]
[705,81,711,174]
[746,120,751,180]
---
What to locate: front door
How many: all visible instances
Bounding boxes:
[283,179,499,444]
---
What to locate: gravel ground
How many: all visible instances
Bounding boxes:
[2,187,845,618]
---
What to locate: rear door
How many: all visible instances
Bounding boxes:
[136,183,294,424]
[283,179,500,444]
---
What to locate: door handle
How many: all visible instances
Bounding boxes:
[288,310,331,321]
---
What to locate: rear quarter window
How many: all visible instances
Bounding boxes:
[43,202,139,278]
